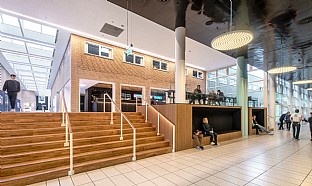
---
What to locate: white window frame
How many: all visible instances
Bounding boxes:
[123,53,144,66]
[152,60,168,71]
[193,70,204,79]
[84,41,113,60]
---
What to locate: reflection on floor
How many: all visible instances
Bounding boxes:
[28,124,312,186]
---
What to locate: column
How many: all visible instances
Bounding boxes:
[236,56,248,137]
[289,81,293,112]
[174,0,188,103]
[268,74,276,130]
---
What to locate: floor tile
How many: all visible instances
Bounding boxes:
[71,173,92,186]
[93,178,115,186]
[59,176,74,186]
[109,174,134,186]
[87,169,107,182]
[123,171,148,184]
[150,177,176,186]
[163,173,192,186]
[46,179,60,186]
[136,168,159,180]
[136,181,157,186]
[100,166,121,177]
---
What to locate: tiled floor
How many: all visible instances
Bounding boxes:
[29,124,312,186]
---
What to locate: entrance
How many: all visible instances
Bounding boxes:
[121,85,143,112]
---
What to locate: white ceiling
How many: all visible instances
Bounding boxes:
[0,0,236,81]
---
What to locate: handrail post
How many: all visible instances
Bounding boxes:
[135,97,138,113]
[64,114,69,147]
[68,132,74,175]
[104,94,106,112]
[61,92,65,126]
[132,128,136,161]
[157,113,160,136]
[145,102,148,123]
[172,125,175,153]
[120,114,123,140]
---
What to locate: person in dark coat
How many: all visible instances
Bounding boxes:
[2,74,20,112]
[308,112,312,141]
[202,117,218,145]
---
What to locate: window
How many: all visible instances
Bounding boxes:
[217,68,227,77]
[124,53,144,66]
[208,71,216,79]
[85,42,113,59]
[193,70,203,79]
[153,60,168,71]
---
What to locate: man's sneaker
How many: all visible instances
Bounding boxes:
[213,143,219,146]
[210,142,215,145]
[296,138,300,140]
[196,146,201,149]
[200,146,204,150]
[268,132,273,135]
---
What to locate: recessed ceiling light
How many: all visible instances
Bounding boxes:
[268,66,297,74]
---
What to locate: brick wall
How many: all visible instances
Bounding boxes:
[70,35,206,112]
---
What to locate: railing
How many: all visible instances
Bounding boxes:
[136,97,175,153]
[103,93,136,161]
[59,91,74,175]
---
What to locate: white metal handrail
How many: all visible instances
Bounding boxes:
[136,97,175,153]
[104,93,136,161]
[59,91,74,176]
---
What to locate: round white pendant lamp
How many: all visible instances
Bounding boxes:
[267,66,297,74]
[211,0,253,51]
[268,38,297,74]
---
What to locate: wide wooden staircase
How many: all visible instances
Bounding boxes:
[0,112,172,186]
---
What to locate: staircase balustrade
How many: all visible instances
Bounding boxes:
[59,90,74,176]
[136,97,175,153]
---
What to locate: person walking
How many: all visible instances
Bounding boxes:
[308,112,312,141]
[290,109,302,140]
[284,112,292,131]
[2,74,20,112]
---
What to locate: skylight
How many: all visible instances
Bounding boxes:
[22,20,41,32]
[0,14,58,93]
[1,14,20,27]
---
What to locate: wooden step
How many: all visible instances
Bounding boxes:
[1,131,156,155]
[1,141,170,177]
[1,123,153,137]
[1,136,165,165]
[0,146,170,186]
[1,127,155,146]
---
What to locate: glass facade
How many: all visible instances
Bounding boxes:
[207,64,265,107]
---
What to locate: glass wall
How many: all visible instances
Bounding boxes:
[207,64,265,107]
[275,76,312,119]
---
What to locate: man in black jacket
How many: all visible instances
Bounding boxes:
[308,112,312,141]
[2,74,20,112]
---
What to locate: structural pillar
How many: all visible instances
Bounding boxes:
[174,0,188,103]
[268,74,276,130]
[236,56,248,137]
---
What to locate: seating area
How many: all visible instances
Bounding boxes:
[248,107,268,135]
[186,92,236,106]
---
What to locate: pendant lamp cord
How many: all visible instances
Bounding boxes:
[230,0,232,31]
[126,0,129,46]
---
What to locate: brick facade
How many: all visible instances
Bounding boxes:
[70,35,206,112]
